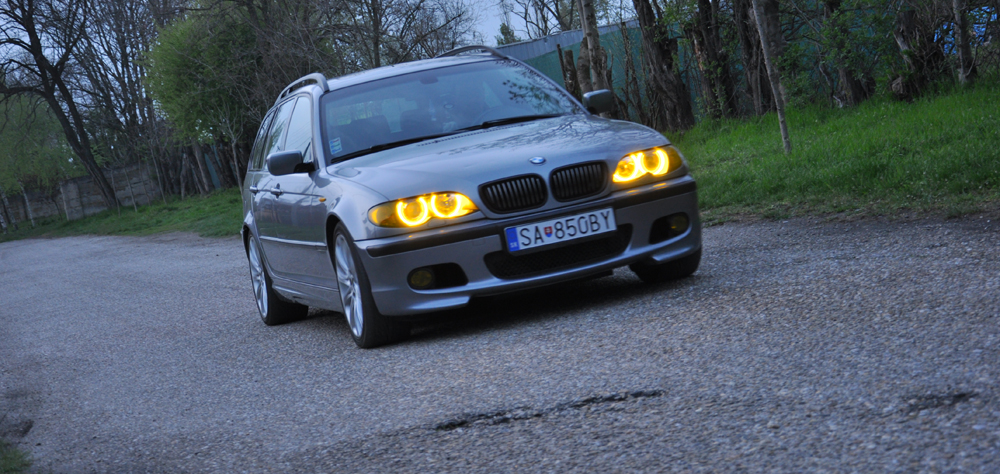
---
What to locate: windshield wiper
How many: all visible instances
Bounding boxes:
[332,131,460,162]
[456,113,565,132]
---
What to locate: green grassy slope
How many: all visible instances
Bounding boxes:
[0,188,242,243]
[670,84,1000,221]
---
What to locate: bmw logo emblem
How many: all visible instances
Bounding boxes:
[529,157,546,165]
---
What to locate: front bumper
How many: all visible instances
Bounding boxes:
[353,175,702,316]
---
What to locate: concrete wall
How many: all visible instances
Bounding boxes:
[2,163,161,224]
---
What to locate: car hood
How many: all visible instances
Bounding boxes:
[328,114,669,204]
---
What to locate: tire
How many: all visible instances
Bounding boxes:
[332,223,408,348]
[247,233,308,325]
[629,248,702,284]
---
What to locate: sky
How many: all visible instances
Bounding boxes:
[466,0,506,46]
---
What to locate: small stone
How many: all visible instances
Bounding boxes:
[767,420,780,429]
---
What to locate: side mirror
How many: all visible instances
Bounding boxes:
[266,150,312,176]
[582,89,614,115]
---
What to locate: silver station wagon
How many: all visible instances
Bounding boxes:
[242,46,702,348]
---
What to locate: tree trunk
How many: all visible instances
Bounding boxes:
[734,0,772,115]
[576,37,594,95]
[190,142,212,195]
[558,44,582,100]
[578,0,610,92]
[632,0,696,132]
[210,144,235,188]
[1,185,18,231]
[892,6,946,99]
[180,149,190,199]
[137,163,151,206]
[123,167,139,212]
[110,169,121,216]
[17,181,35,228]
[953,0,977,84]
[689,0,738,118]
[370,0,383,68]
[620,22,649,125]
[0,202,7,233]
[756,0,787,108]
[825,0,869,106]
[231,142,244,187]
[752,0,791,154]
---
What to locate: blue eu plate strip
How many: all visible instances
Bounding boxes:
[505,228,520,251]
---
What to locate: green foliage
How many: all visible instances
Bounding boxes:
[671,83,1000,220]
[819,1,902,94]
[0,441,31,474]
[0,97,82,191]
[495,23,522,46]
[145,10,258,143]
[0,188,242,243]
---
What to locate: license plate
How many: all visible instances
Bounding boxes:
[504,208,616,253]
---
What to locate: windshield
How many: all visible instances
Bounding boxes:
[320,59,580,163]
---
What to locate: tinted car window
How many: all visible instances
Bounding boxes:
[320,59,579,163]
[249,112,276,171]
[265,99,296,159]
[284,97,313,162]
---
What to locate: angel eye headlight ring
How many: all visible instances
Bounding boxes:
[369,192,479,228]
[612,146,681,183]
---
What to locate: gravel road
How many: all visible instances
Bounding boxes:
[1,217,998,473]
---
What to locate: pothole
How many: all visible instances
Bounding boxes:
[903,392,976,414]
[434,389,665,431]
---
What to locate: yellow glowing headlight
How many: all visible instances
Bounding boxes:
[613,153,645,182]
[369,192,478,227]
[612,146,681,183]
[396,198,430,226]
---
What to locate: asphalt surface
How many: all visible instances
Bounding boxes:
[1,217,998,473]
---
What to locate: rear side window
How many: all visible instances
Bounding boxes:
[249,112,276,171]
[284,97,313,162]
[264,99,297,159]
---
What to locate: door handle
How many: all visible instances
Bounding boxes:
[249,186,259,194]
[269,185,283,196]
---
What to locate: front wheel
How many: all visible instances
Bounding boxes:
[247,234,308,325]
[333,224,408,348]
[629,248,702,284]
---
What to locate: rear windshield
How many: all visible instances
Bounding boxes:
[320,59,580,163]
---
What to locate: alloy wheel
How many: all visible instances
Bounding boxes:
[335,233,364,338]
[248,237,268,317]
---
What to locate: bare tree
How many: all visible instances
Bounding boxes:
[499,0,577,38]
[578,0,611,92]
[952,0,977,83]
[687,0,738,118]
[631,0,694,132]
[0,0,119,208]
[751,0,791,153]
[733,0,773,115]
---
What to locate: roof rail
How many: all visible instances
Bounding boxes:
[275,72,329,106]
[435,45,507,59]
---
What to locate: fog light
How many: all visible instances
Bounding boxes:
[408,268,435,289]
[649,213,690,244]
[668,214,689,233]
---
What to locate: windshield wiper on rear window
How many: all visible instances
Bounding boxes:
[456,113,565,133]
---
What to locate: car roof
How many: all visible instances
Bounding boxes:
[323,54,497,93]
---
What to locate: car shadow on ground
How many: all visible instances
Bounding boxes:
[303,269,706,347]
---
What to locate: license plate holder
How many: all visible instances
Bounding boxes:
[504,208,616,253]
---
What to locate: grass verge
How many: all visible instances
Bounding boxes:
[0,187,242,243]
[0,441,31,474]
[669,82,1000,223]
